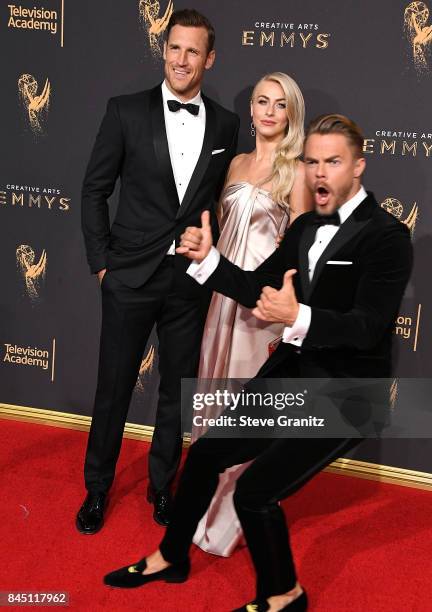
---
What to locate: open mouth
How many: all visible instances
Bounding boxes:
[315,186,330,206]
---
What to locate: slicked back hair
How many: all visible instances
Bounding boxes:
[305,114,364,158]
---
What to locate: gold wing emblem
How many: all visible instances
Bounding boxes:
[18,74,51,133]
[147,0,174,35]
[135,345,156,392]
[390,379,398,410]
[380,198,419,236]
[403,202,419,235]
[404,2,432,72]
[25,248,47,280]
[139,1,174,57]
[28,78,51,113]
[16,245,47,301]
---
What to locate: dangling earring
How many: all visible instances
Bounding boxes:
[251,121,256,137]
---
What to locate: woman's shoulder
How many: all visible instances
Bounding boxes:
[225,153,250,183]
[229,153,249,169]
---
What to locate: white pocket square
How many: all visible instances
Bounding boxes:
[212,148,225,155]
[326,260,353,265]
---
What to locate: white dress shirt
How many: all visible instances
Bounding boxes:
[162,80,206,254]
[187,186,368,347]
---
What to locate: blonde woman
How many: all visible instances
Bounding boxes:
[193,72,313,556]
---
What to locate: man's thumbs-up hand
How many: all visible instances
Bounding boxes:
[251,269,299,325]
[176,210,214,263]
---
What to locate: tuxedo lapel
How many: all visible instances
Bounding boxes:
[150,86,180,212]
[298,221,316,298]
[304,195,376,302]
[176,96,216,220]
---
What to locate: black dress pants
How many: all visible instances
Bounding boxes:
[160,434,358,599]
[84,257,208,494]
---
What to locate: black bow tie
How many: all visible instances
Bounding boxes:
[167,99,200,116]
[311,212,340,227]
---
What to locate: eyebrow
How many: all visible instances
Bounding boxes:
[169,43,200,53]
[304,155,342,162]
[256,95,286,101]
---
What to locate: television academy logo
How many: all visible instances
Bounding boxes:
[139,0,174,58]
[380,198,419,235]
[16,244,47,301]
[404,2,432,73]
[394,305,422,351]
[2,340,56,381]
[18,74,51,135]
[7,2,64,47]
[135,345,156,392]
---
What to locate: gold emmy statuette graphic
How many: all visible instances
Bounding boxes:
[18,74,51,134]
[16,245,47,300]
[381,197,419,235]
[135,345,156,392]
[139,0,174,57]
[404,2,432,72]
[390,379,398,410]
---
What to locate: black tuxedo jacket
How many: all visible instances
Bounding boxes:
[81,84,239,288]
[205,194,413,378]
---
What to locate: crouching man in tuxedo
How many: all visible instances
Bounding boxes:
[103,115,412,612]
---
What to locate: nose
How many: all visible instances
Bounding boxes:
[316,162,326,178]
[265,103,275,116]
[178,50,187,66]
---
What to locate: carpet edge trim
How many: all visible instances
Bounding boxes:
[1,402,431,491]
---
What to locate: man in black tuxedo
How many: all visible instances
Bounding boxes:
[77,9,239,533]
[103,115,412,611]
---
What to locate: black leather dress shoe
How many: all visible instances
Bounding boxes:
[147,486,172,527]
[232,590,308,611]
[104,557,190,588]
[75,492,107,534]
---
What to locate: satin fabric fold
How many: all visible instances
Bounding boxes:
[193,181,288,556]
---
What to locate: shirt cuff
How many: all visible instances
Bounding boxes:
[186,246,220,284]
[282,304,311,347]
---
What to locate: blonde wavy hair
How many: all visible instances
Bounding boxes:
[251,72,305,208]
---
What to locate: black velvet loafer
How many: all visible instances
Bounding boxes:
[103,557,190,589]
[232,590,308,611]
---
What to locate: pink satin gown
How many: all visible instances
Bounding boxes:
[192,181,288,556]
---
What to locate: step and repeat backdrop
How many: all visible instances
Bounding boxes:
[0,0,431,472]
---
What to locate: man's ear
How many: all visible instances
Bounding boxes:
[163,41,167,61]
[354,157,366,178]
[205,49,216,70]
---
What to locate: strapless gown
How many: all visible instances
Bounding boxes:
[192,181,288,556]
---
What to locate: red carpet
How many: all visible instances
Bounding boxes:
[1,418,431,611]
